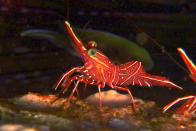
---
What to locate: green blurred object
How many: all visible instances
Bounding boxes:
[21,23,154,70]
[20,29,70,50]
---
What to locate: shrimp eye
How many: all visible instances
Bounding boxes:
[87,41,97,48]
[88,49,96,56]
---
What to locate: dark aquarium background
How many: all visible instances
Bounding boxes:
[0,0,195,130]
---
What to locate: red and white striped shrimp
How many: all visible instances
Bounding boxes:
[163,48,195,126]
[54,21,182,111]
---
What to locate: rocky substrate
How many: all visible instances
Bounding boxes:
[0,90,195,131]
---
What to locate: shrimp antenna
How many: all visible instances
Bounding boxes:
[82,2,189,74]
[121,15,189,74]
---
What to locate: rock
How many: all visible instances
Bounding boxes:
[109,118,141,131]
[0,124,49,131]
[14,93,67,109]
[0,102,73,131]
[1,92,193,131]
[32,113,73,130]
[109,118,129,130]
[85,90,144,108]
[79,121,101,130]
[158,123,176,131]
